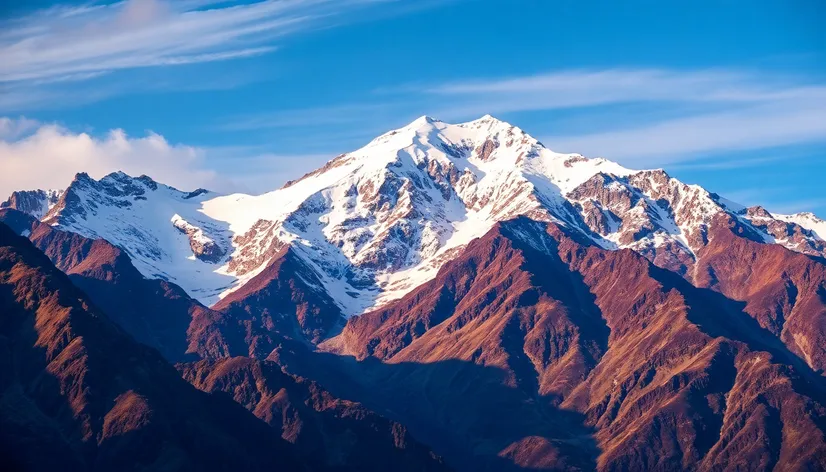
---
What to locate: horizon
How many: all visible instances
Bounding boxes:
[1,0,824,216]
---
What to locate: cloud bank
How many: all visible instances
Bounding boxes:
[0,118,221,197]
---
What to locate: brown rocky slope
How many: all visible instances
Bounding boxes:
[0,212,450,472]
[180,356,449,472]
[303,216,826,471]
[7,193,826,471]
[0,208,241,362]
[0,222,308,471]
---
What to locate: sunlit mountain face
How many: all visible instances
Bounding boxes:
[4,114,826,471]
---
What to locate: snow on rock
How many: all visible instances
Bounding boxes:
[1,189,64,220]
[200,115,713,313]
[16,115,826,317]
[775,212,826,241]
[740,206,826,256]
[41,172,236,304]
[171,214,227,263]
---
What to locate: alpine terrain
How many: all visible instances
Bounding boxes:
[3,115,826,471]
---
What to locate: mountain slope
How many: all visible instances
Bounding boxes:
[211,245,345,353]
[0,211,450,471]
[4,114,826,472]
[309,217,826,471]
[180,357,449,472]
[0,221,308,471]
[41,172,234,303]
[694,213,826,373]
[20,116,825,326]
[1,189,63,220]
[0,208,236,362]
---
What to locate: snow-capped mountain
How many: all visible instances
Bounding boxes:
[12,115,826,315]
[1,188,64,220]
[40,172,235,302]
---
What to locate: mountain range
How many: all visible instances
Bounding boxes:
[2,115,826,471]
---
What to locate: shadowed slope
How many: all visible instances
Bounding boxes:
[549,221,826,471]
[0,211,448,471]
[0,222,307,471]
[0,208,240,362]
[317,217,826,471]
[180,357,450,472]
[212,245,345,356]
[694,213,826,373]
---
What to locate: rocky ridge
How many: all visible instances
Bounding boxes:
[10,116,825,322]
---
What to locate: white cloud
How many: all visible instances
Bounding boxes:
[0,0,386,84]
[411,68,826,166]
[0,118,223,197]
[426,68,826,113]
[0,117,344,197]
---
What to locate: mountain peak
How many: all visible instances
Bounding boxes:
[471,113,505,124]
[17,115,826,318]
[1,188,64,220]
[72,171,94,183]
[410,115,440,126]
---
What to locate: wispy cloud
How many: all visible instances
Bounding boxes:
[229,67,826,167]
[380,68,826,167]
[0,0,430,111]
[426,69,826,111]
[542,97,826,164]
[0,0,375,83]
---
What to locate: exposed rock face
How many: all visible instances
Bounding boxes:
[172,214,226,262]
[180,357,450,472]
[212,246,345,354]
[337,218,607,398]
[10,116,825,319]
[0,222,307,472]
[566,169,722,275]
[740,205,826,257]
[694,213,826,373]
[0,188,63,219]
[0,208,229,363]
[316,217,826,471]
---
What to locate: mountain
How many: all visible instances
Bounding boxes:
[315,217,826,471]
[0,207,341,361]
[180,357,449,472]
[0,221,308,471]
[1,189,63,220]
[38,172,233,303]
[0,208,213,362]
[6,114,826,471]
[24,116,826,326]
[0,211,450,470]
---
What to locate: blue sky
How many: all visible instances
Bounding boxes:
[0,0,824,215]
